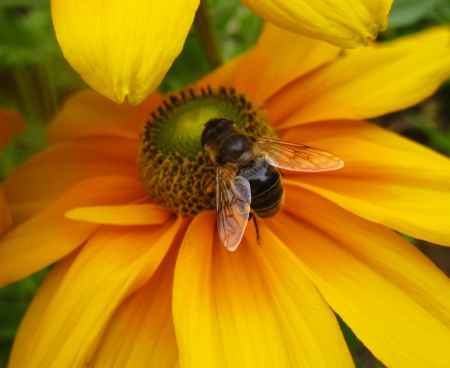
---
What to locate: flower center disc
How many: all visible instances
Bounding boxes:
[138,86,277,216]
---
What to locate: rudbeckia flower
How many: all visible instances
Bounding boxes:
[2,24,450,367]
[51,0,393,105]
[0,107,25,239]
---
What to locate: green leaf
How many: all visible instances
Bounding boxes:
[160,0,263,92]
[0,268,48,366]
[388,0,441,28]
[402,112,450,156]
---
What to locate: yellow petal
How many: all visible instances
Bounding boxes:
[232,23,341,102]
[2,137,139,224]
[47,91,162,143]
[0,176,147,288]
[199,23,340,103]
[173,211,353,367]
[91,229,188,367]
[267,188,450,367]
[240,0,393,49]
[197,53,245,89]
[0,105,25,150]
[282,120,450,246]
[51,0,200,104]
[268,27,450,127]
[9,251,79,368]
[66,204,172,225]
[10,217,182,368]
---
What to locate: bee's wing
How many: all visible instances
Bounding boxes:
[254,138,344,172]
[216,163,251,251]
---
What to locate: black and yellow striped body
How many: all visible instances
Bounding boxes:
[238,158,284,218]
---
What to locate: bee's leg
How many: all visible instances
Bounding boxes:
[249,212,261,244]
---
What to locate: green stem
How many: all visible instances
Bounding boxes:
[194,0,223,70]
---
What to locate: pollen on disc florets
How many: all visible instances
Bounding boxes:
[138,86,278,217]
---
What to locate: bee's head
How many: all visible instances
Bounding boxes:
[201,118,235,148]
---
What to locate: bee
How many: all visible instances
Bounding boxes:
[201,118,344,251]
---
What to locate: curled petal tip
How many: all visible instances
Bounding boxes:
[52,0,200,104]
[241,0,394,49]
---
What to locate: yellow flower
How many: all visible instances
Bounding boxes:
[51,0,393,105]
[0,107,24,239]
[2,24,450,367]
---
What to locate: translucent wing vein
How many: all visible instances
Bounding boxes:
[255,138,344,172]
[216,163,251,251]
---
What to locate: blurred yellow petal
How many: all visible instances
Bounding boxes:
[91,225,189,368]
[9,251,79,368]
[0,106,25,150]
[267,189,450,367]
[173,212,353,367]
[0,176,147,287]
[47,91,162,143]
[197,53,245,89]
[283,120,450,245]
[66,204,172,225]
[199,23,340,101]
[2,137,139,223]
[232,23,341,102]
[282,187,450,329]
[51,0,200,104]
[281,119,441,157]
[268,27,450,127]
[240,0,393,48]
[10,218,181,368]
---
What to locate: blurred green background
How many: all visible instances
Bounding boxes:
[0,0,450,367]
